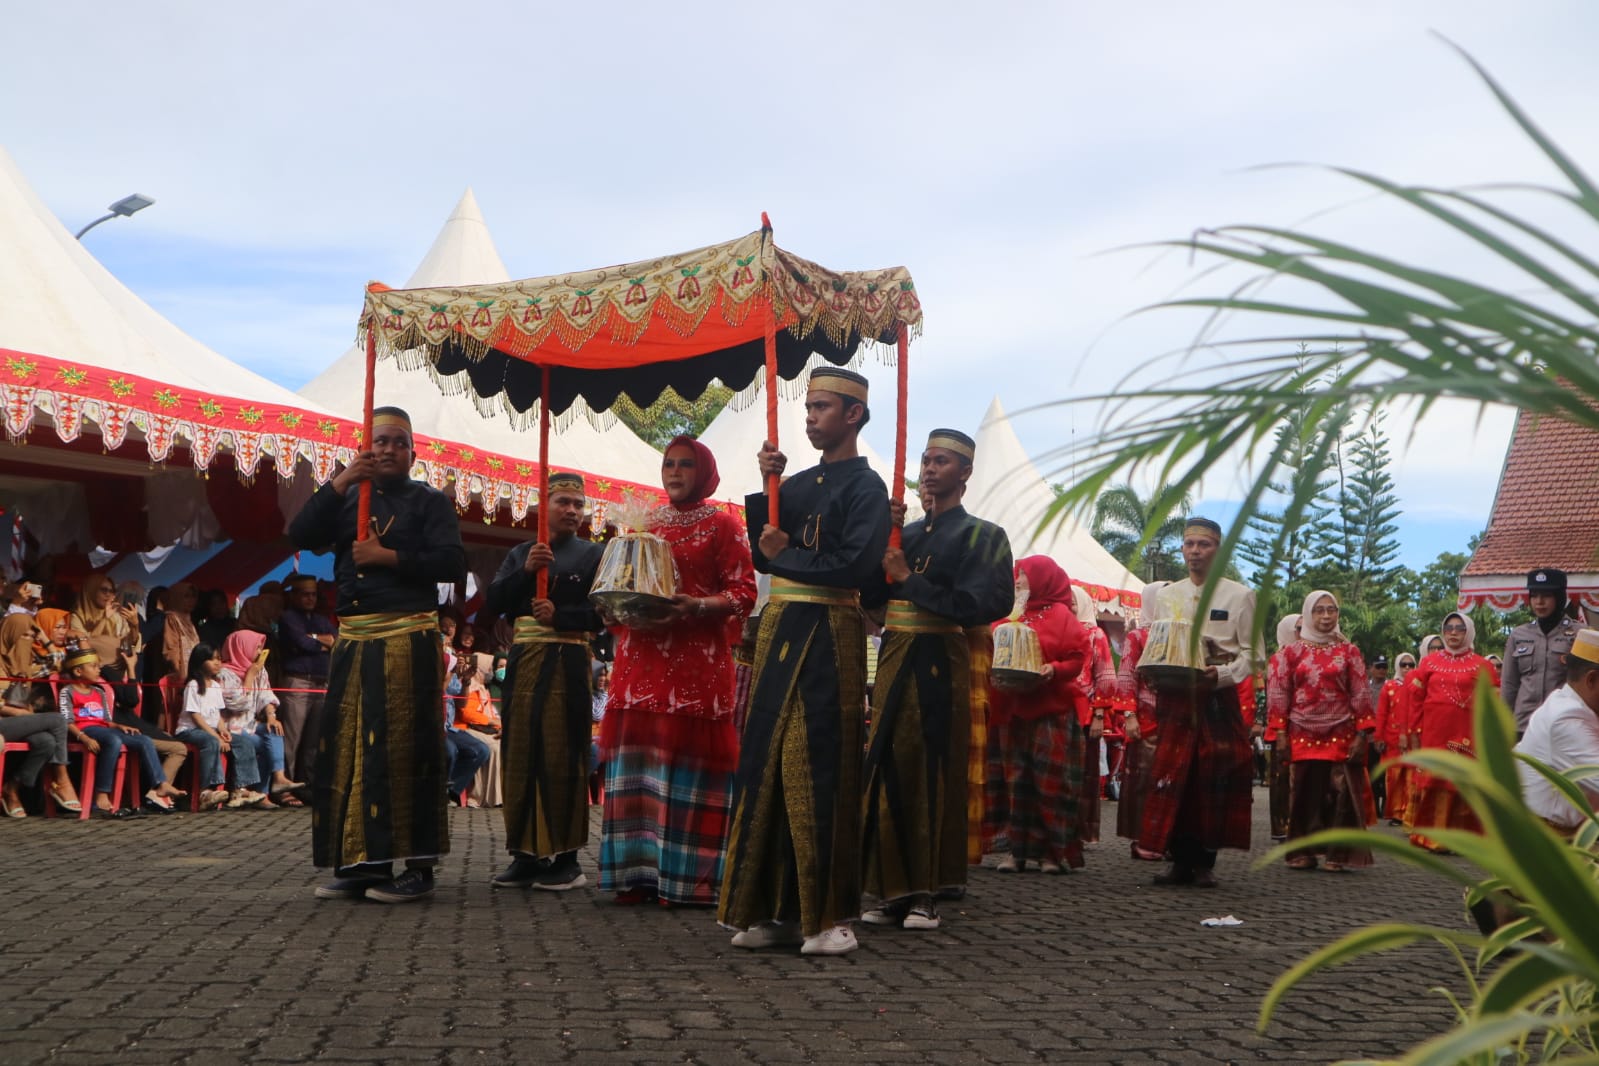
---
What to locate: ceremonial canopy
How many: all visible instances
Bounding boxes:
[358,224,922,421]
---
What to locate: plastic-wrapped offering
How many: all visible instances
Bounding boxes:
[589,495,679,625]
[991,571,1046,689]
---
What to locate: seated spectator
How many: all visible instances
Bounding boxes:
[58,649,185,815]
[458,661,502,808]
[1,685,77,816]
[100,647,189,796]
[174,644,265,810]
[139,585,170,694]
[1,581,46,708]
[69,575,140,668]
[33,606,72,679]
[442,641,489,808]
[218,631,304,807]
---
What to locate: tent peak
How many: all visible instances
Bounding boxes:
[402,187,511,290]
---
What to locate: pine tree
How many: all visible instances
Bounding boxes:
[1339,419,1402,604]
[1238,410,1338,589]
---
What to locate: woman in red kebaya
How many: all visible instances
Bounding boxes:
[1375,651,1415,826]
[1266,591,1376,871]
[982,556,1091,874]
[1406,612,1498,851]
[598,435,757,905]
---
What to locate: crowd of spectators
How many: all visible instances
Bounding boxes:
[0,575,576,819]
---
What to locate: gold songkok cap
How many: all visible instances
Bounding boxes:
[546,471,585,495]
[926,429,975,461]
[808,367,869,404]
[371,407,413,434]
[1571,629,1599,665]
[62,648,100,674]
[1183,517,1222,542]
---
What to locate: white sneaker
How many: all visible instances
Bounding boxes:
[902,906,941,931]
[729,921,802,949]
[860,906,901,926]
[800,925,859,956]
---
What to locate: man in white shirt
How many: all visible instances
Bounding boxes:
[1137,518,1260,889]
[1515,628,1599,832]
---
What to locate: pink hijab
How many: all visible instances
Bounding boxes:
[222,630,266,676]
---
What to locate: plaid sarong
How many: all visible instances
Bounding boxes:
[599,744,732,904]
[982,714,1085,868]
[1138,684,1253,854]
[1114,735,1157,841]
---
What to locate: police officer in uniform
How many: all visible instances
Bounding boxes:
[1502,568,1585,738]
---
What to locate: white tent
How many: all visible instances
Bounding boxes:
[298,189,664,487]
[0,145,331,412]
[696,382,904,503]
[966,396,1141,614]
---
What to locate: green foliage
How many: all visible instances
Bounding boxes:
[1256,680,1599,1064]
[1087,482,1192,582]
[1340,419,1403,604]
[610,384,732,450]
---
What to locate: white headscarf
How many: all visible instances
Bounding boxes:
[1441,611,1476,657]
[1394,652,1416,679]
[1072,586,1097,627]
[1275,613,1301,650]
[1418,634,1441,660]
[1300,589,1345,646]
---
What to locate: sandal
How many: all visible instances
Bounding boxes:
[48,787,82,812]
[274,792,305,807]
[1286,856,1318,871]
[143,790,175,812]
[1323,861,1347,873]
[4,795,26,819]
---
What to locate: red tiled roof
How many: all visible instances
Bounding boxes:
[1463,407,1599,577]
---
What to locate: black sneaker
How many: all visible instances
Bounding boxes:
[530,853,586,892]
[491,855,549,888]
[314,872,393,900]
[365,869,436,904]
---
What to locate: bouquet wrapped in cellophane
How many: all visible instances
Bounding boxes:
[589,493,679,626]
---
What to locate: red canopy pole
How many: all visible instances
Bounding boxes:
[356,325,376,541]
[536,365,551,599]
[762,212,779,527]
[888,324,909,552]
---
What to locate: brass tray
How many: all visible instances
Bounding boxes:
[590,590,676,627]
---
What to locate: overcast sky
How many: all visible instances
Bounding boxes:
[7,1,1596,570]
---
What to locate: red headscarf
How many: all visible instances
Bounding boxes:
[1015,556,1073,610]
[663,434,721,509]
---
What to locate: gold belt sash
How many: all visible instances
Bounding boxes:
[513,616,590,646]
[885,599,961,634]
[769,576,859,608]
[335,611,438,642]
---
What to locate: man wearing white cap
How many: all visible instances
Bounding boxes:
[1514,628,1599,833]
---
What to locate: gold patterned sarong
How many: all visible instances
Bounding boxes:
[861,612,971,903]
[312,612,448,870]
[718,593,866,937]
[965,626,992,864]
[501,617,592,857]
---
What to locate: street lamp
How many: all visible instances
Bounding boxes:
[74,193,155,240]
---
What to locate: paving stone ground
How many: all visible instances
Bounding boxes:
[1,790,1471,1065]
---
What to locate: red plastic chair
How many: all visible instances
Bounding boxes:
[44,740,128,821]
[0,741,32,814]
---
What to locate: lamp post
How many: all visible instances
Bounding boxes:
[75,193,155,240]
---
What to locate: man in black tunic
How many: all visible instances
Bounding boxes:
[487,471,604,891]
[288,406,466,903]
[717,366,891,957]
[861,429,1013,930]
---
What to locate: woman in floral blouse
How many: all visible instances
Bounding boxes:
[1266,590,1376,871]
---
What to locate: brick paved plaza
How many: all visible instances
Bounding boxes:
[2,793,1467,1065]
